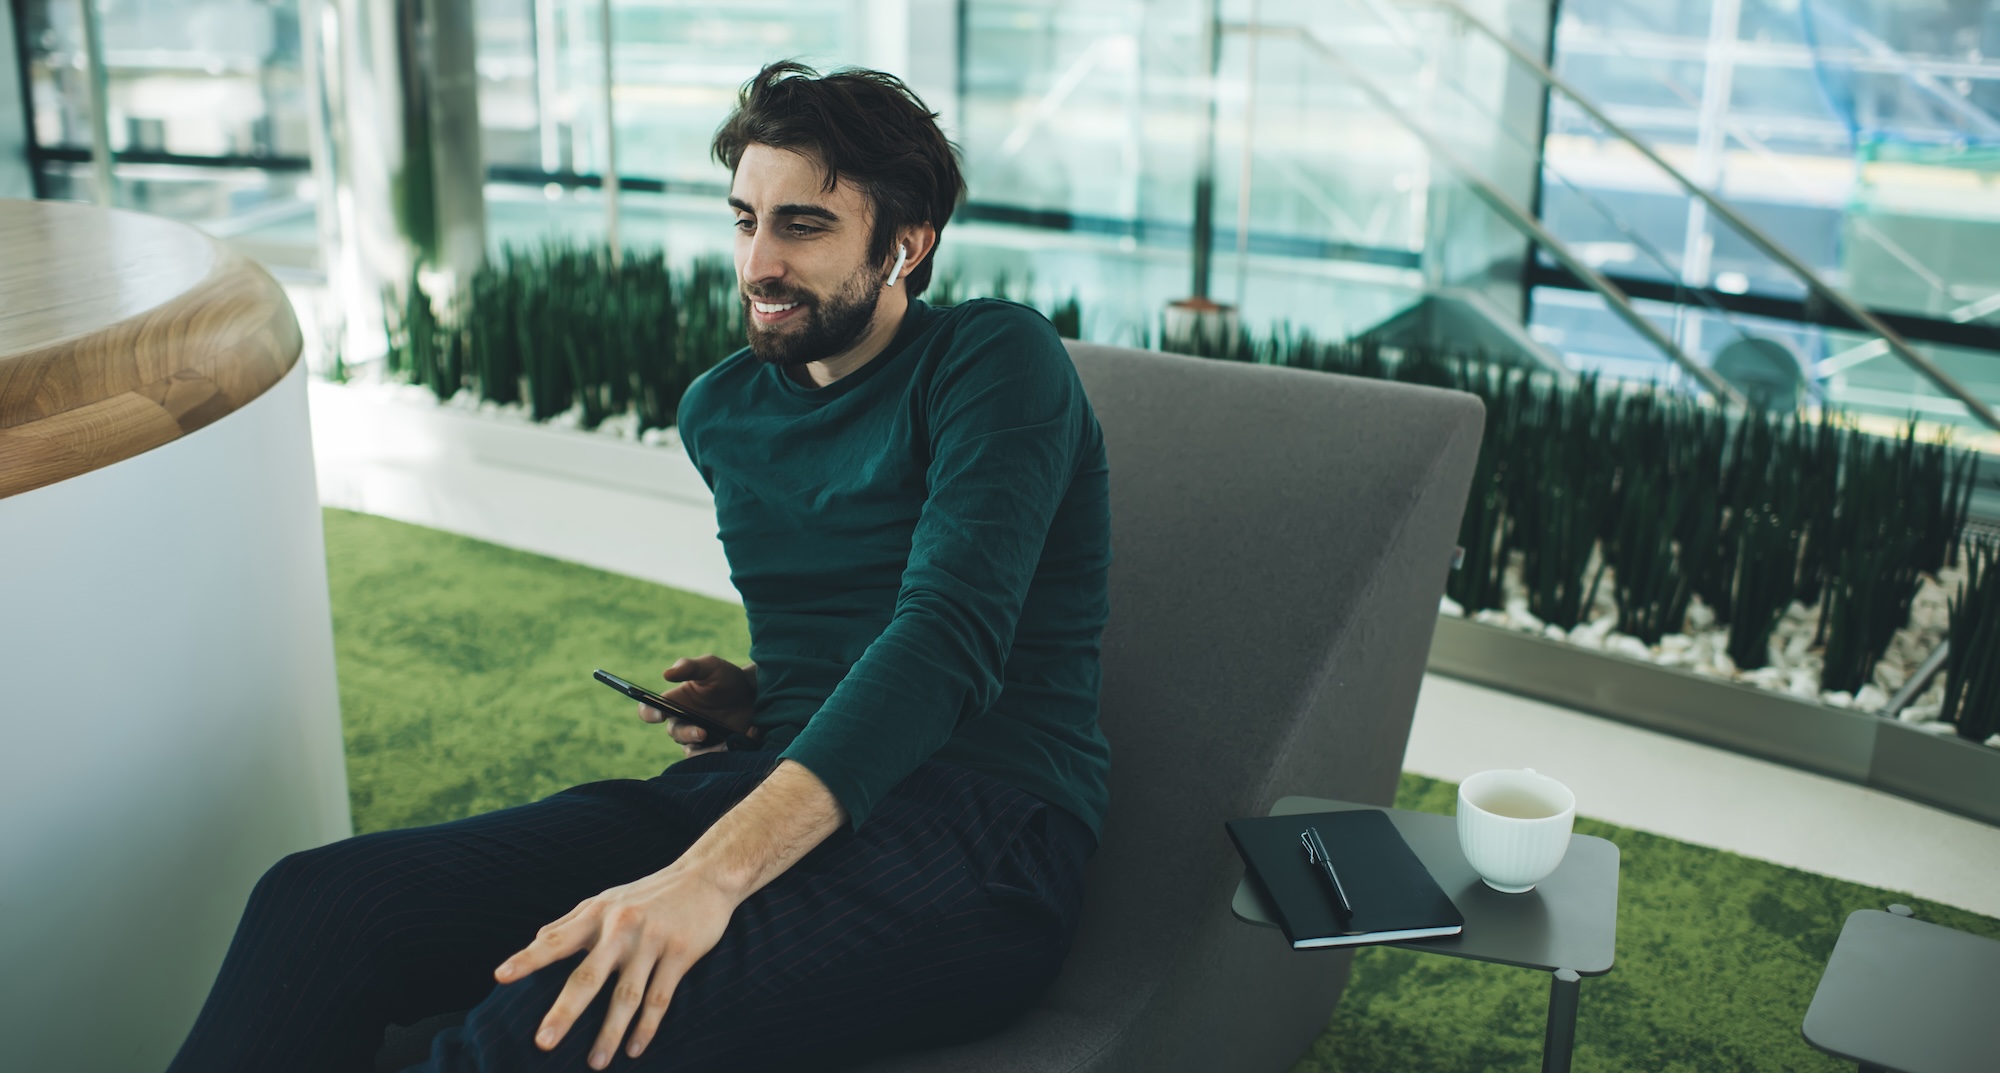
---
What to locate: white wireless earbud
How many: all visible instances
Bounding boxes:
[885,244,909,287]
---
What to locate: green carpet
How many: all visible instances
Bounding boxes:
[324,508,751,832]
[324,507,2000,1072]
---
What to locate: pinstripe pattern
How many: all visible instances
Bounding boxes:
[167,751,1093,1072]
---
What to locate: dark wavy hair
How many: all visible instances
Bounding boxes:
[711,61,965,298]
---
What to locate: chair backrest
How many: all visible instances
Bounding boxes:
[1047,341,1484,1070]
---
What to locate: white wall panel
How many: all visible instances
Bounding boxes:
[0,359,348,1072]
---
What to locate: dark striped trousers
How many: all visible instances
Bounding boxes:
[165,751,1095,1072]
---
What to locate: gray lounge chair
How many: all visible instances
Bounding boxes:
[377,339,1484,1072]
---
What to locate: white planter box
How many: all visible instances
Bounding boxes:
[1428,615,2000,827]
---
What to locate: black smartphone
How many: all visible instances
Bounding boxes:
[594,669,743,745]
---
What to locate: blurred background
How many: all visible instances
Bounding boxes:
[6,0,2000,425]
[11,12,2000,1068]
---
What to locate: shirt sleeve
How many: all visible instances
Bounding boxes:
[778,306,1085,828]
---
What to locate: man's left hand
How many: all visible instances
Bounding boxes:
[493,862,741,1069]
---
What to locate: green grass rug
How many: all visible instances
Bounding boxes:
[324,508,2000,1072]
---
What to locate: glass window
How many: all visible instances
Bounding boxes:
[1537,0,2000,390]
[22,0,307,159]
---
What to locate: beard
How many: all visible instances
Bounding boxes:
[742,259,883,370]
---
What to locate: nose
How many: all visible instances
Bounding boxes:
[739,228,785,293]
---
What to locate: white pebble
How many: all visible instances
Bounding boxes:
[1876,663,1907,691]
[1744,667,1786,689]
[1610,636,1651,661]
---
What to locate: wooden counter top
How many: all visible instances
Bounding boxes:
[0,199,302,499]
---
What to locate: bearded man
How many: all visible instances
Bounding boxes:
[167,60,1111,1073]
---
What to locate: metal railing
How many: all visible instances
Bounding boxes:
[1247,20,1743,405]
[1422,0,2000,432]
[1231,0,2000,429]
[1232,19,1736,406]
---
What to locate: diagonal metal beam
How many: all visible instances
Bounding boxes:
[1430,0,2000,431]
[1274,25,1748,406]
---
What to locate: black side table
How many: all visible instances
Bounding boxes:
[1231,796,1621,1073]
[1801,907,2000,1073]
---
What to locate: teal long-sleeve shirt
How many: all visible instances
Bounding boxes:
[675,298,1112,838]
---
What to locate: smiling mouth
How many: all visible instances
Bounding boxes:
[751,300,799,314]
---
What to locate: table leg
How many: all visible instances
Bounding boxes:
[1541,968,1582,1073]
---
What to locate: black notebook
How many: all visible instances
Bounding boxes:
[1226,808,1465,950]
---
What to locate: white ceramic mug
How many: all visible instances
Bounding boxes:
[1455,768,1576,893]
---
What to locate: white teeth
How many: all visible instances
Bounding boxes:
[753,301,799,314]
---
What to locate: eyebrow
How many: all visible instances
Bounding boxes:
[727,197,842,224]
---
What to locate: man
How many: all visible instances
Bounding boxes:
[167,61,1112,1072]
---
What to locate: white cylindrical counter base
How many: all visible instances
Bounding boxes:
[0,360,350,1072]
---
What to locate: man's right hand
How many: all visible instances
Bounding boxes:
[642,655,760,756]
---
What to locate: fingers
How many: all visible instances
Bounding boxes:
[624,959,688,1060]
[587,958,655,1068]
[662,654,714,682]
[679,735,727,761]
[494,905,591,985]
[574,938,693,1067]
[535,940,624,1056]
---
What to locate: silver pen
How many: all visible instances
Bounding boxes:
[1300,826,1354,915]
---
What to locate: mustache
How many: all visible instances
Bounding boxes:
[742,286,813,304]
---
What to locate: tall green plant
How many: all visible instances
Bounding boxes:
[1789,410,1845,607]
[1726,416,1824,670]
[1820,536,1923,697]
[1696,409,1774,626]
[1669,405,1728,628]
[382,266,462,402]
[1158,311,1254,362]
[677,256,745,391]
[1049,296,1082,339]
[1519,375,1615,630]
[927,269,965,306]
[1600,391,1726,643]
[437,243,742,430]
[923,267,1081,335]
[1894,422,1978,575]
[1819,428,1926,694]
[1172,323,1972,697]
[1444,363,1531,613]
[467,263,523,405]
[1941,538,2000,742]
[1607,464,1692,643]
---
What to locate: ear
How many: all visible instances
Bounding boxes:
[888,222,939,284]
